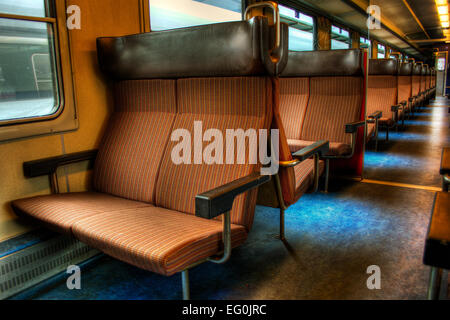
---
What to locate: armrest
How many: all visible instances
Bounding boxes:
[195,172,270,220]
[368,111,382,120]
[391,104,401,112]
[292,140,329,161]
[23,150,98,178]
[345,121,365,134]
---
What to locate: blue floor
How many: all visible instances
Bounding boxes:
[10,99,450,300]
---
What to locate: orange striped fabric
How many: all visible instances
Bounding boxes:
[293,159,324,200]
[287,139,351,156]
[93,80,176,204]
[367,75,397,125]
[301,77,362,145]
[155,77,272,231]
[397,76,411,110]
[279,78,309,140]
[412,75,421,96]
[11,192,152,234]
[72,206,248,276]
[420,75,426,94]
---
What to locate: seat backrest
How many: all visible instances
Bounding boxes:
[96,17,289,231]
[398,61,413,104]
[93,80,177,203]
[419,63,426,93]
[367,59,398,119]
[412,63,422,97]
[284,49,365,145]
[278,77,309,140]
[275,49,366,205]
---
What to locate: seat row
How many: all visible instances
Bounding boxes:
[10,5,371,299]
[366,58,436,149]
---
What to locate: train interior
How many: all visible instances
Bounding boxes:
[0,0,449,302]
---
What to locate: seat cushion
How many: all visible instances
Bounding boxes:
[293,158,325,199]
[72,206,248,276]
[11,192,151,234]
[378,117,395,127]
[287,139,352,157]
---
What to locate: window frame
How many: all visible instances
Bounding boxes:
[330,24,351,50]
[0,0,77,142]
[278,3,315,52]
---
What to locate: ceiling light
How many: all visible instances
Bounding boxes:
[436,0,447,6]
[442,21,450,28]
[441,14,449,22]
[438,5,448,15]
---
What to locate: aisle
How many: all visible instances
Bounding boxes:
[364,97,450,187]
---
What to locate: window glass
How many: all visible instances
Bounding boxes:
[360,36,370,49]
[0,0,46,17]
[377,43,386,58]
[331,25,350,49]
[279,5,314,51]
[0,16,59,122]
[150,0,242,31]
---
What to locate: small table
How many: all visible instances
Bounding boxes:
[423,191,450,300]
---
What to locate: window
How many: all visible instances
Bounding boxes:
[360,36,370,50]
[331,25,350,49]
[279,5,314,51]
[0,0,77,141]
[0,18,59,121]
[149,0,242,31]
[377,43,386,58]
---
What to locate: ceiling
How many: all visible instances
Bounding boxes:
[286,0,446,61]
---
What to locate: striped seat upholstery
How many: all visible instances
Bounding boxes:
[367,75,397,126]
[156,77,272,230]
[11,80,176,233]
[367,59,399,130]
[71,77,273,275]
[12,192,151,234]
[301,77,362,148]
[293,159,325,199]
[398,76,412,112]
[93,80,177,203]
[279,77,309,140]
[287,139,351,156]
[72,206,248,276]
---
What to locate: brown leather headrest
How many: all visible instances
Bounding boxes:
[281,49,365,77]
[97,17,289,80]
[399,62,413,76]
[369,59,398,76]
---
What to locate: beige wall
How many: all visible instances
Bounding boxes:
[0,0,145,241]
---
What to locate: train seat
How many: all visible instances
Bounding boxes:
[411,62,422,111]
[397,61,414,123]
[11,15,289,299]
[280,49,365,191]
[367,59,402,144]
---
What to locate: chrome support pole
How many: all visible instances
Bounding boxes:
[427,267,441,300]
[273,173,287,241]
[313,154,320,192]
[374,118,379,152]
[208,211,231,264]
[324,159,330,193]
[182,270,190,300]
